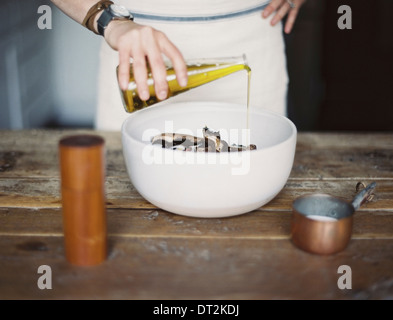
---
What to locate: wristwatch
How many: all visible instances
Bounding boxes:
[97,4,134,36]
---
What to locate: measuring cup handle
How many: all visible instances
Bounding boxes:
[351,182,377,211]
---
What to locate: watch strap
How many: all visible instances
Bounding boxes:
[82,0,113,35]
[97,6,134,36]
[97,8,113,36]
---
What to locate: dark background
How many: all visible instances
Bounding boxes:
[286,0,393,131]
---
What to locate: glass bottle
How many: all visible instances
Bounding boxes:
[117,54,250,113]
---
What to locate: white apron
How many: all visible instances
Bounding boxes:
[96,0,288,130]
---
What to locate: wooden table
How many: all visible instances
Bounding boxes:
[1,130,392,300]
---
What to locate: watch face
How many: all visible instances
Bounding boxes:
[110,4,130,18]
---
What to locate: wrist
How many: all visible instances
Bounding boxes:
[102,19,133,41]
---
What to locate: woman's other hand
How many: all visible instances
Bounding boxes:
[262,0,307,34]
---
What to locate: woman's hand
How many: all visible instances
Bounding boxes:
[104,20,188,101]
[262,0,306,34]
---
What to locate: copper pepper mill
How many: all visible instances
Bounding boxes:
[59,135,107,266]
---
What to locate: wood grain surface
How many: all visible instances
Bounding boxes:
[0,130,392,299]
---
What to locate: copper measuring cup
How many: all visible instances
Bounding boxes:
[291,182,376,255]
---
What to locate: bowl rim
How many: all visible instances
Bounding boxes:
[121,101,297,155]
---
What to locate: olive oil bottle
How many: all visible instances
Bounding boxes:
[118,54,250,113]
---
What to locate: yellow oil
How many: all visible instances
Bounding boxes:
[246,69,251,131]
[119,62,251,113]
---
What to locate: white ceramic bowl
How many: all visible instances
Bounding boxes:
[121,101,297,218]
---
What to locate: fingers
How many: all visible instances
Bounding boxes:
[118,49,131,91]
[139,27,169,100]
[106,21,186,102]
[130,51,149,101]
[158,33,188,87]
[117,32,151,101]
[271,2,291,26]
[262,0,284,19]
[262,0,304,33]
[142,29,187,100]
[284,6,300,34]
